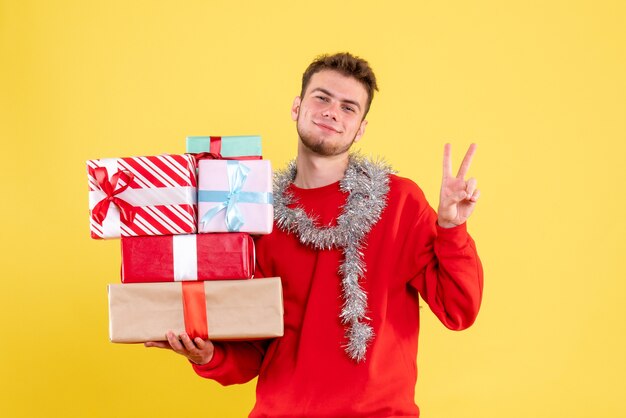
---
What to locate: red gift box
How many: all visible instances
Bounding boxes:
[121,233,255,283]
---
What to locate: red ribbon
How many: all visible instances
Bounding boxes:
[209,136,222,154]
[91,167,136,224]
[191,136,262,161]
[181,282,209,340]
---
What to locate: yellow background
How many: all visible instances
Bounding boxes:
[1,1,625,417]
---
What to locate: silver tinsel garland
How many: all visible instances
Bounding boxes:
[273,153,392,362]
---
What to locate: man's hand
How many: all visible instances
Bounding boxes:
[437,143,480,228]
[145,331,215,365]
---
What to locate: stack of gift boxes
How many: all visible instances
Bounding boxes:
[87,136,284,344]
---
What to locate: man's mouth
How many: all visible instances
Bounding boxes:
[314,122,341,133]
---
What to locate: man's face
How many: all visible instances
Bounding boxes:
[291,70,369,157]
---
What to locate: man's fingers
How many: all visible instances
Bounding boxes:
[194,337,206,349]
[179,333,199,352]
[442,143,453,180]
[470,189,481,202]
[144,341,172,349]
[167,331,185,352]
[456,143,477,179]
[466,178,477,198]
[147,332,213,365]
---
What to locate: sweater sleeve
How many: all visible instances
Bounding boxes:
[191,339,269,385]
[190,234,275,385]
[407,203,484,331]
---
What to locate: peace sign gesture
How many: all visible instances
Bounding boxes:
[437,143,480,228]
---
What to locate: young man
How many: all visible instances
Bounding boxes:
[146,52,483,417]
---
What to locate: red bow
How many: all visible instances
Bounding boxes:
[91,167,136,224]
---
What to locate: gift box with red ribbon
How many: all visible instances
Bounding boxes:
[87,154,197,239]
[186,135,262,160]
[108,277,284,343]
[198,159,273,234]
[121,233,255,283]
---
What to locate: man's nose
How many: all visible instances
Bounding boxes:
[321,102,338,119]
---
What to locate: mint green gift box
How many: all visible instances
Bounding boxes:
[186,135,262,158]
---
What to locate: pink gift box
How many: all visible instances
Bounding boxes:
[87,154,197,239]
[198,160,273,234]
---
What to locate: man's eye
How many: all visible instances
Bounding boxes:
[316,95,329,102]
[342,105,355,113]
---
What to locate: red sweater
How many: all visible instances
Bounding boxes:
[193,174,483,418]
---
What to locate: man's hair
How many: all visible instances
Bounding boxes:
[300,52,378,117]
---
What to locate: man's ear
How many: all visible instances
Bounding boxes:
[291,96,301,121]
[354,119,368,143]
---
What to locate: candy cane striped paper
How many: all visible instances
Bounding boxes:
[87,154,197,239]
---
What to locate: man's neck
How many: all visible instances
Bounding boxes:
[293,145,349,189]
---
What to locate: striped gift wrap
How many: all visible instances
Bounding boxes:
[87,154,197,239]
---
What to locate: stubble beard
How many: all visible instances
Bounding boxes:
[297,118,357,157]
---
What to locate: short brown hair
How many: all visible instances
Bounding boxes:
[300,52,378,117]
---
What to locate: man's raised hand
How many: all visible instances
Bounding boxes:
[437,143,480,228]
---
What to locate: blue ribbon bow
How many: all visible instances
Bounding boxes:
[199,161,273,231]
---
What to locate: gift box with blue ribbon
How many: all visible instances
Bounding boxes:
[197,159,273,234]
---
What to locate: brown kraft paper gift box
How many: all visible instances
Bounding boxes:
[108,277,283,343]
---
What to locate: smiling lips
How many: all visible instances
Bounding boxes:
[314,121,341,133]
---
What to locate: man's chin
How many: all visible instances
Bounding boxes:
[301,139,354,157]
[299,130,356,157]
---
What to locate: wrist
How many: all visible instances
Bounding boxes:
[437,219,459,229]
[190,343,224,372]
[191,348,214,365]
